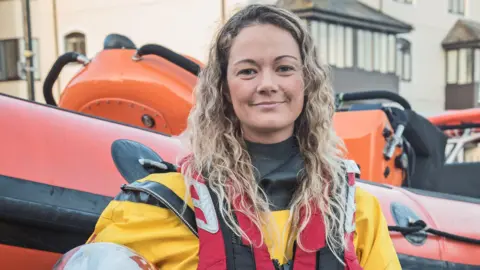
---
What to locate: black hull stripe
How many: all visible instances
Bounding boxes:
[0,174,113,253]
[398,254,480,270]
[1,173,479,270]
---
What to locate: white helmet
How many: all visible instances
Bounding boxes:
[53,242,156,270]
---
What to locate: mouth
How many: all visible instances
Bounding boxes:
[252,101,286,106]
[252,101,286,109]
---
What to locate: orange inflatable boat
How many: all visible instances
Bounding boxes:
[1,34,479,269]
[430,108,480,128]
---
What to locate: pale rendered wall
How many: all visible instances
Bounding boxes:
[54,0,252,91]
[0,0,26,99]
[383,0,472,115]
[1,0,247,101]
[358,0,479,115]
[56,0,226,61]
[0,0,61,103]
[2,0,478,111]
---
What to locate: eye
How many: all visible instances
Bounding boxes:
[237,68,257,76]
[277,65,295,73]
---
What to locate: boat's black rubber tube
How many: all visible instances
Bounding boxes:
[43,52,85,106]
[338,90,412,110]
[135,44,201,76]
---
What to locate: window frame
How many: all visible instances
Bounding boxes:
[0,38,41,82]
[64,32,87,55]
[307,19,400,77]
[445,47,476,86]
[476,49,480,103]
[448,0,466,15]
[355,29,396,75]
[396,37,412,82]
[445,47,480,85]
[308,20,355,70]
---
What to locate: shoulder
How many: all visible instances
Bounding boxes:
[118,171,193,210]
[354,186,381,210]
[88,172,200,264]
[353,186,401,268]
[131,172,191,205]
[354,185,386,229]
[109,172,197,236]
[354,185,376,200]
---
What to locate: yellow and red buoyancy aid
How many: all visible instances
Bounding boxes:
[88,159,401,269]
[188,160,363,270]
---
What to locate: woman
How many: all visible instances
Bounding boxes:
[85,4,400,270]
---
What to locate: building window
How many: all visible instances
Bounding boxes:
[0,38,40,82]
[328,24,336,66]
[393,0,413,4]
[475,49,480,83]
[447,50,458,84]
[396,38,411,81]
[309,20,397,74]
[309,21,354,69]
[476,49,480,103]
[446,48,474,85]
[356,30,394,74]
[388,35,396,73]
[345,27,354,67]
[373,32,382,72]
[363,30,373,71]
[65,32,86,55]
[449,0,465,15]
[380,33,388,73]
[336,25,345,68]
[459,48,473,84]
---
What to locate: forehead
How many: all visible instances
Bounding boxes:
[228,24,301,62]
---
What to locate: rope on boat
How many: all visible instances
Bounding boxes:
[389,220,480,245]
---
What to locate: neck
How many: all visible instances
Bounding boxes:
[245,135,298,159]
[242,126,294,144]
[244,135,302,211]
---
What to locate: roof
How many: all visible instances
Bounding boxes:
[277,0,413,34]
[442,19,480,49]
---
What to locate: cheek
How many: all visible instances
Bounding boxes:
[227,78,253,112]
[286,76,305,114]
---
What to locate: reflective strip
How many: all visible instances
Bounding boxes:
[344,159,360,175]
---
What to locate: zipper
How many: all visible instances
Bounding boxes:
[273,259,292,270]
[273,259,282,270]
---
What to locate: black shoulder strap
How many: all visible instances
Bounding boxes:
[118,180,198,237]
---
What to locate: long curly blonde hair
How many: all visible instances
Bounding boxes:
[179,3,349,259]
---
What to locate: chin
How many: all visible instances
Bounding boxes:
[252,120,293,133]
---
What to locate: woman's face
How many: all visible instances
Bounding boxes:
[226,23,305,144]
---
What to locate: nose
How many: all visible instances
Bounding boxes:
[256,70,279,94]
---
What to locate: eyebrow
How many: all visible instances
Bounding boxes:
[233,55,299,66]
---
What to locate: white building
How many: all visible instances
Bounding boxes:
[1,0,479,115]
[279,0,480,115]
[0,0,247,103]
[358,0,480,114]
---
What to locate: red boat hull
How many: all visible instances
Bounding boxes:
[1,94,479,269]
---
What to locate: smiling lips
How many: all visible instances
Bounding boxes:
[252,101,286,109]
